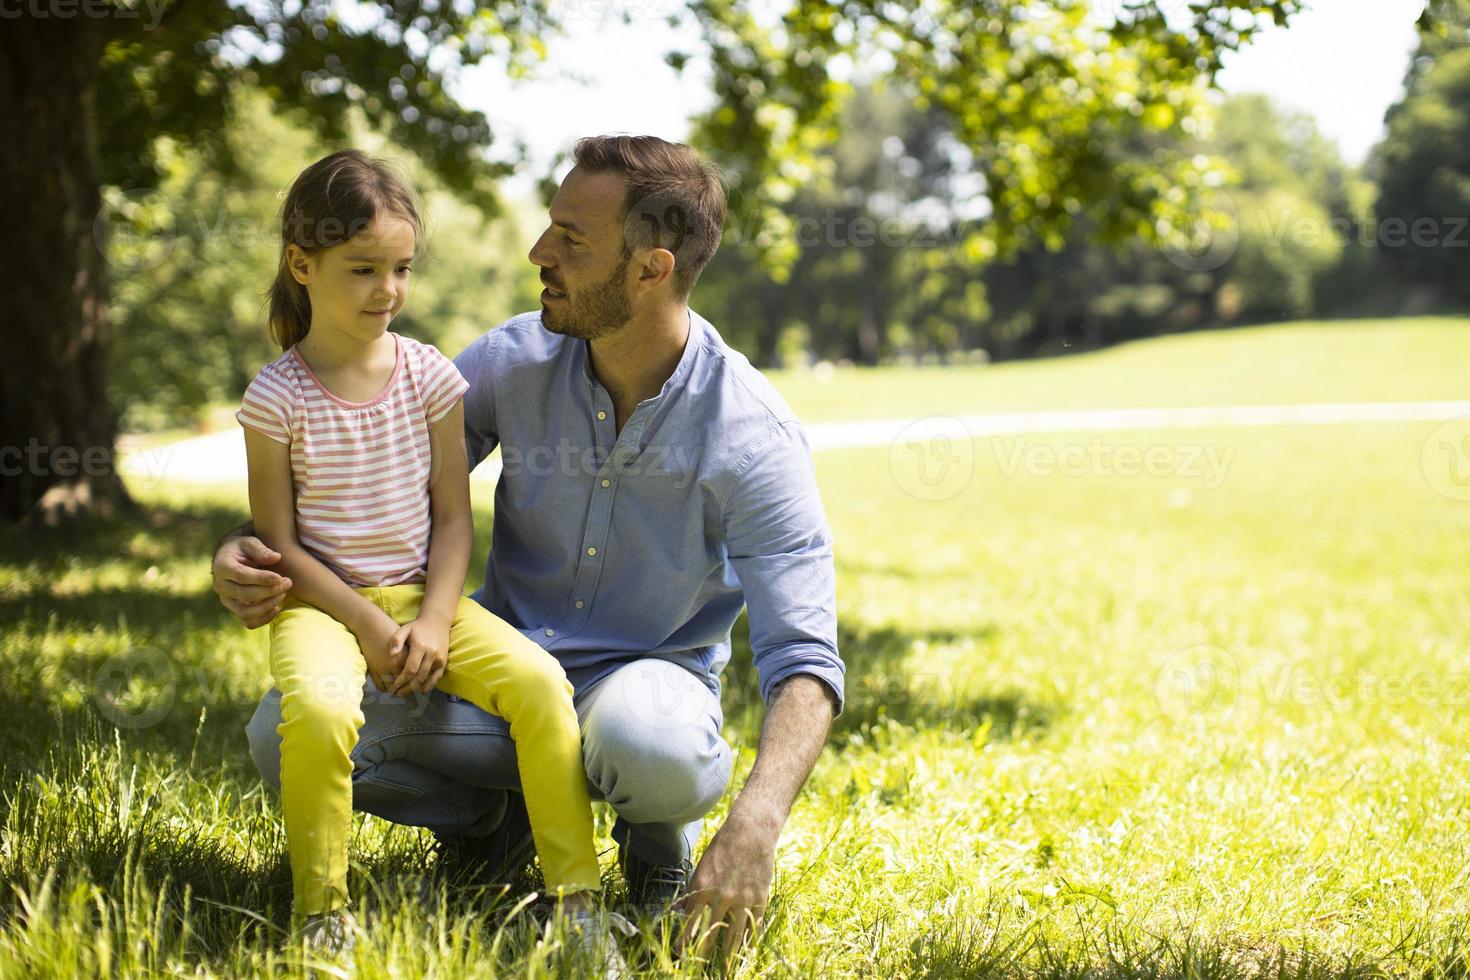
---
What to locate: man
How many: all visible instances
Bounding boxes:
[212,135,843,964]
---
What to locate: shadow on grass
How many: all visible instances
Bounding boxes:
[0,699,532,959]
[0,498,249,575]
[720,616,1053,746]
[0,499,303,777]
[0,700,286,944]
[0,586,231,634]
[0,575,272,778]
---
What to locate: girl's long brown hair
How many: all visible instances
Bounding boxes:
[268,150,423,350]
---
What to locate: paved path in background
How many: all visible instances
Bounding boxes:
[117,399,1470,485]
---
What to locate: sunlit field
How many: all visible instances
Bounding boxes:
[767,317,1470,421]
[3,319,1470,977]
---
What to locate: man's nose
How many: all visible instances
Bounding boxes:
[528,232,552,268]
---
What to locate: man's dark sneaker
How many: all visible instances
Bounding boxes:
[620,849,693,920]
[432,792,537,891]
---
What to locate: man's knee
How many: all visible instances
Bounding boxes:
[585,724,728,824]
[245,691,284,793]
[581,663,731,824]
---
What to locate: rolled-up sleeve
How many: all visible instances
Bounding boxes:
[724,420,844,716]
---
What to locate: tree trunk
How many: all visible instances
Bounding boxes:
[0,16,130,523]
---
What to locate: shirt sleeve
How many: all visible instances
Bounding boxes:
[417,343,470,425]
[453,328,500,467]
[236,365,294,445]
[723,420,845,716]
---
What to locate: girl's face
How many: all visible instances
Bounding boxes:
[287,215,416,344]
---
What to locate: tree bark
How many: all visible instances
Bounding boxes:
[0,15,130,523]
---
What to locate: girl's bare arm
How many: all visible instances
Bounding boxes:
[419,399,473,627]
[243,427,401,686]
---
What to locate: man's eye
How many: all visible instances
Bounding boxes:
[354,267,374,275]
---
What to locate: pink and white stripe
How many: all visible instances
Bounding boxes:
[237,333,468,587]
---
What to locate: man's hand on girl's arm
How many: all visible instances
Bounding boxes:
[212,522,293,629]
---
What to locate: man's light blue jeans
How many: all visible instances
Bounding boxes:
[246,658,733,868]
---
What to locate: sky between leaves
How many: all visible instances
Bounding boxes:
[454,0,1424,197]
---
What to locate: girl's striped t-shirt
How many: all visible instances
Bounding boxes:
[236,332,469,588]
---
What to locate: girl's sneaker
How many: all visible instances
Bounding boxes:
[299,908,358,961]
[562,908,636,979]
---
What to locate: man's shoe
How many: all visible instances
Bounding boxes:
[620,849,693,920]
[432,792,536,890]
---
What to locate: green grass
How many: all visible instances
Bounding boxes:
[765,317,1470,421]
[6,318,1470,977]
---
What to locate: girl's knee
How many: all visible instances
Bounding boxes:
[514,655,574,713]
[280,686,363,744]
[496,642,572,700]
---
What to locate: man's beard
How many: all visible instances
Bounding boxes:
[540,255,631,340]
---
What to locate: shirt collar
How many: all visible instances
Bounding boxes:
[576,308,703,402]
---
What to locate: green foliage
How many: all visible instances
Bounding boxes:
[688,0,1302,272]
[1212,95,1359,321]
[94,0,1320,409]
[102,0,1305,264]
[695,84,992,365]
[695,89,1366,363]
[972,92,1368,340]
[97,1,559,211]
[1373,0,1470,302]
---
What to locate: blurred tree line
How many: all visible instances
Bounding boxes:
[697,0,1470,367]
[18,0,1462,523]
[103,0,1470,441]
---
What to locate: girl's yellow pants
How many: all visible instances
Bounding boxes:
[269,584,601,915]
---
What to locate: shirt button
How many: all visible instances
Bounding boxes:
[586,546,597,556]
[597,411,607,421]
[544,628,555,637]
[575,600,585,609]
[601,479,610,488]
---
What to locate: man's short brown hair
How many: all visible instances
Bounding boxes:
[573,135,726,298]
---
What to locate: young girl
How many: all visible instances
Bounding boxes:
[238,150,619,966]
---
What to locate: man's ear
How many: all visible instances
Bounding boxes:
[285,244,313,286]
[634,247,676,292]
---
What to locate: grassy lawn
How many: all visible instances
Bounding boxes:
[123,317,1470,448]
[4,319,1470,976]
[766,317,1470,421]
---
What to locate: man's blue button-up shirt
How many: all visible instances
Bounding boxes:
[453,310,844,714]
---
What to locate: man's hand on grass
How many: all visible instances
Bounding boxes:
[212,534,291,629]
[675,809,777,970]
